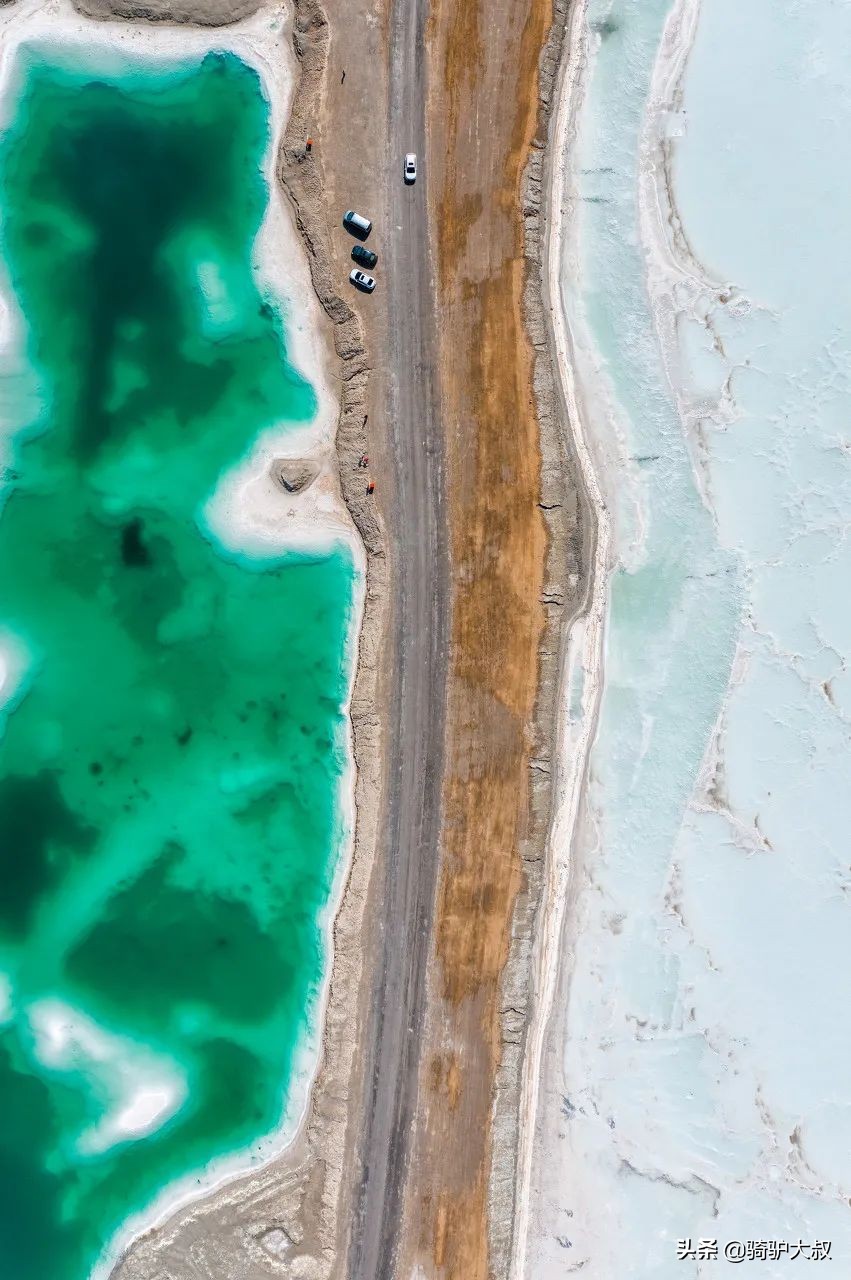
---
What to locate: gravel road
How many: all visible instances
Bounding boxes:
[346,0,448,1274]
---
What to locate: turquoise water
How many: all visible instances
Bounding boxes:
[0,44,354,1280]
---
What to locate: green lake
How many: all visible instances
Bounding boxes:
[0,43,355,1280]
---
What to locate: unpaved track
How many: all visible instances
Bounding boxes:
[347,0,448,1274]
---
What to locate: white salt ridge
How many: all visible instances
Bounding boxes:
[194,259,241,334]
[0,627,31,720]
[0,972,14,1025]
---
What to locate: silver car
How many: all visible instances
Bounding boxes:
[404,152,417,184]
[343,209,372,237]
[349,269,376,293]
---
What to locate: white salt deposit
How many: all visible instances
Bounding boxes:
[112,1086,181,1141]
[0,628,30,720]
[0,972,14,1025]
[28,999,187,1155]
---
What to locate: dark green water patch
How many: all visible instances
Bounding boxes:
[0,45,354,1280]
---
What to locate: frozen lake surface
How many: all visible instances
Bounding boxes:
[526,0,851,1274]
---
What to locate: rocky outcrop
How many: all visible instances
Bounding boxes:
[278,1,381,561]
[274,458,321,493]
[71,0,264,26]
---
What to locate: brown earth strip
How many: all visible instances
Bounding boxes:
[397,0,590,1276]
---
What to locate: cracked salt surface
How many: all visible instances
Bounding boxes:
[526,0,851,1275]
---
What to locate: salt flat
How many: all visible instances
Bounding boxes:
[524,1,851,1274]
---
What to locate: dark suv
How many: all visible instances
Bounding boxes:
[351,244,378,270]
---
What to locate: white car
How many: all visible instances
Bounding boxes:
[404,152,417,184]
[349,269,376,293]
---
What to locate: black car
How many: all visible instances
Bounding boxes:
[352,244,378,270]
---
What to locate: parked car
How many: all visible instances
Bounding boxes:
[404,153,417,184]
[352,244,378,269]
[349,269,376,293]
[343,209,372,238]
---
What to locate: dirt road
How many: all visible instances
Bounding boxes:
[346,0,449,1275]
